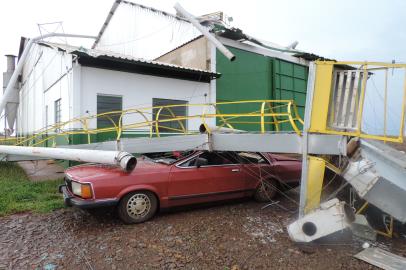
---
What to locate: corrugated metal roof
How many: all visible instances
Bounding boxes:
[38,41,219,77]
[92,0,190,50]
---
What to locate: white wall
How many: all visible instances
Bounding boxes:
[80,66,214,132]
[17,44,74,135]
[17,45,215,136]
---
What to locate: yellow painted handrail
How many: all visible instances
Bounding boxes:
[310,61,406,143]
[0,100,305,147]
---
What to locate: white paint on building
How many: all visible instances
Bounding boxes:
[16,42,215,137]
[80,66,211,131]
[18,43,75,135]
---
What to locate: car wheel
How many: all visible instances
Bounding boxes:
[254,179,278,202]
[118,191,158,224]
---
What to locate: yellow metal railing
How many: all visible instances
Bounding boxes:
[0,100,304,147]
[310,61,406,143]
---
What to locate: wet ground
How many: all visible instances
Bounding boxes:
[1,194,405,270]
[17,160,65,182]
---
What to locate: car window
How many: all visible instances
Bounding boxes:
[177,152,239,167]
[237,152,268,164]
[178,156,198,167]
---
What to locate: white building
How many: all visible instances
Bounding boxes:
[4,0,317,143]
[11,40,217,142]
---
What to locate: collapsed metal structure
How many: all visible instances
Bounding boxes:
[1,3,405,245]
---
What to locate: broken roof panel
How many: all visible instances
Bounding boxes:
[92,0,328,65]
[93,0,201,60]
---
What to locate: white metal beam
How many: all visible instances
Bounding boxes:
[57,132,345,155]
[218,37,309,66]
[298,62,317,217]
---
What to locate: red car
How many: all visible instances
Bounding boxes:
[59,151,301,224]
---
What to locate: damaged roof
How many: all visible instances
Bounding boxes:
[38,41,220,83]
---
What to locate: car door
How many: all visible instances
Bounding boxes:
[167,151,246,206]
[237,152,275,190]
[267,154,302,184]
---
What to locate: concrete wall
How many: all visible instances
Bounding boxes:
[80,66,214,132]
[157,37,211,71]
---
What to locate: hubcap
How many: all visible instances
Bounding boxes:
[127,194,151,219]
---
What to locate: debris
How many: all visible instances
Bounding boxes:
[243,215,283,243]
[350,214,377,241]
[362,242,370,249]
[354,247,406,270]
[342,140,406,223]
[44,263,57,270]
[287,198,354,242]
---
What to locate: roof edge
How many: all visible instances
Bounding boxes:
[92,0,122,49]
[36,41,220,82]
[92,0,191,50]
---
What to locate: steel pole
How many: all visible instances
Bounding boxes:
[0,145,136,172]
[174,3,235,61]
[298,62,317,217]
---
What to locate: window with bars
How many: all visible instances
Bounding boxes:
[97,95,123,129]
[54,99,61,124]
[152,98,188,133]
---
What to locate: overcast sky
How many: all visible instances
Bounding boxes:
[0,0,405,133]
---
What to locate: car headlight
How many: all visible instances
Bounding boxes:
[71,181,93,199]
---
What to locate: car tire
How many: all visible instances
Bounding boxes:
[254,179,278,202]
[118,191,158,224]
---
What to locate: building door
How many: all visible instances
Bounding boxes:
[97,94,123,142]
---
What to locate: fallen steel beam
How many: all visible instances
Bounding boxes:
[287,198,354,242]
[354,248,406,270]
[59,133,346,155]
[59,134,210,152]
[342,140,406,222]
[0,145,136,172]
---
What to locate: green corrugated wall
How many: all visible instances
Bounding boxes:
[216,46,307,131]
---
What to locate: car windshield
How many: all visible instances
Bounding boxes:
[142,151,194,165]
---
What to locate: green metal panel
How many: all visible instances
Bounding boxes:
[273,59,308,130]
[216,47,272,101]
[216,46,308,132]
[216,47,273,131]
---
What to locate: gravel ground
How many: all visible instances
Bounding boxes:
[1,193,405,270]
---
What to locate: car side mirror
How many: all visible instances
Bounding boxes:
[196,157,208,168]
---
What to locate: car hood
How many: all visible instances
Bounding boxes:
[65,159,170,181]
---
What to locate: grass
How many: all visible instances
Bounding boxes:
[0,162,65,216]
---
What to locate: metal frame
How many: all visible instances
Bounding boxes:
[298,62,316,217]
[309,60,406,143]
[1,100,304,147]
[299,60,406,218]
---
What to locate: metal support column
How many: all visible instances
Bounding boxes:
[298,62,316,217]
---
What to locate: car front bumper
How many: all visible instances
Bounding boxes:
[59,185,118,209]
